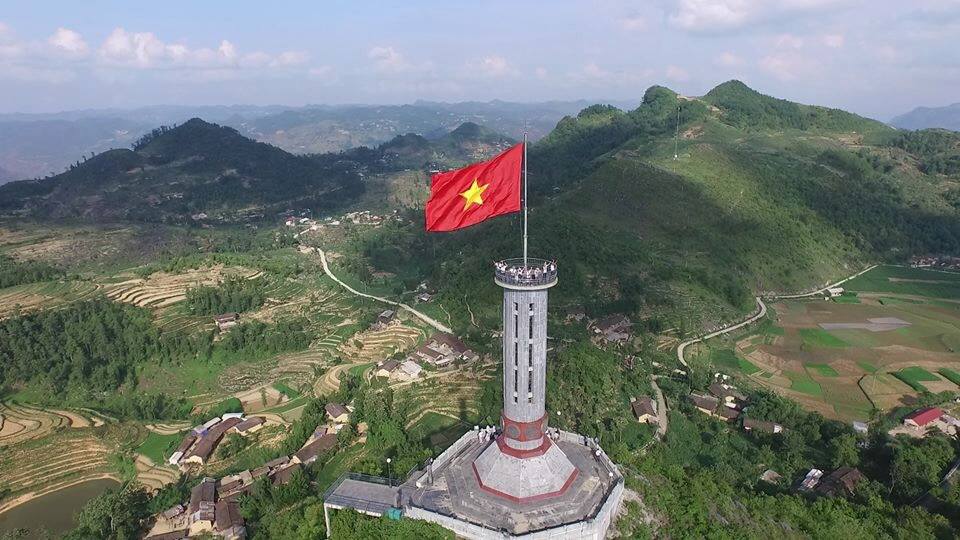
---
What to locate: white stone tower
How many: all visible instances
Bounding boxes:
[472,258,577,502]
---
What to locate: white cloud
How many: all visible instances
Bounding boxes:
[574,62,652,87]
[96,27,305,72]
[666,65,691,81]
[667,0,850,31]
[368,45,407,72]
[822,33,845,48]
[48,27,88,56]
[621,15,647,31]
[715,51,745,66]
[535,66,548,79]
[759,52,816,80]
[775,33,804,49]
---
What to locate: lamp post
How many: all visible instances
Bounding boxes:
[386,457,392,484]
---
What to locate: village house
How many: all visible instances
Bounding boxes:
[292,433,338,466]
[270,462,304,485]
[798,469,824,491]
[852,421,869,435]
[409,333,476,368]
[742,417,784,434]
[375,309,396,328]
[708,382,747,406]
[415,292,433,303]
[375,358,400,378]
[169,433,197,466]
[214,500,246,540]
[815,467,865,497]
[214,312,239,332]
[325,403,350,424]
[182,417,243,467]
[397,360,423,380]
[689,392,741,421]
[188,478,217,535]
[689,393,720,416]
[715,406,741,422]
[232,416,265,436]
[903,407,944,430]
[631,397,658,424]
[826,287,844,298]
[591,315,632,344]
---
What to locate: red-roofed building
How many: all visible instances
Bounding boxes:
[904,407,943,429]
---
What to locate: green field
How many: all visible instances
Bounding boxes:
[938,368,960,386]
[845,265,960,299]
[348,362,375,377]
[857,360,879,374]
[136,431,183,463]
[273,381,301,399]
[833,292,861,304]
[893,366,940,392]
[799,328,849,348]
[709,348,760,374]
[808,363,839,377]
[786,371,823,396]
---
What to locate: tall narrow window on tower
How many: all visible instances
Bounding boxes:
[513,367,519,403]
[529,314,534,339]
[514,303,519,336]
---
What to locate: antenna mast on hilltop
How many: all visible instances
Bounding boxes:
[674,105,681,160]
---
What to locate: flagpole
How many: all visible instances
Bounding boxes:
[522,133,528,268]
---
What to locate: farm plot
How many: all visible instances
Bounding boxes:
[0,430,114,503]
[0,402,99,446]
[0,280,102,319]
[703,272,960,421]
[103,265,261,309]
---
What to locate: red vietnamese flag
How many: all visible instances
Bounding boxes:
[425,143,523,232]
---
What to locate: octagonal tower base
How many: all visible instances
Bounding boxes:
[472,436,577,502]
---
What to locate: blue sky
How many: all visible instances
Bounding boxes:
[0,1,957,119]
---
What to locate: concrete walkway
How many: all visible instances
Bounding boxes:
[314,248,453,334]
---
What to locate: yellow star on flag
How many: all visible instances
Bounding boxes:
[459,178,489,211]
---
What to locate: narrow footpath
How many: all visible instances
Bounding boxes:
[314,248,453,334]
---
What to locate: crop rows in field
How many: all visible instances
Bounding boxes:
[0,280,102,319]
[103,265,261,309]
[0,430,113,501]
[0,402,107,446]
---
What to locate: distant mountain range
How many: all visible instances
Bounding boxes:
[890,103,960,131]
[0,100,633,184]
[0,118,513,223]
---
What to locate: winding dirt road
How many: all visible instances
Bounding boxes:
[314,248,453,334]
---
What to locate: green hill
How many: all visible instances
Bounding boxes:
[0,119,514,223]
[357,81,960,331]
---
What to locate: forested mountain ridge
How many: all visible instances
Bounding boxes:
[0,118,513,224]
[353,81,960,332]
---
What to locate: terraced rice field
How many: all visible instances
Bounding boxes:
[104,265,262,309]
[0,280,102,319]
[398,375,487,429]
[0,430,114,506]
[315,324,425,395]
[0,402,101,446]
[134,454,180,492]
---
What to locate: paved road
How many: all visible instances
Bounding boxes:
[676,296,766,368]
[676,264,877,367]
[314,248,453,334]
